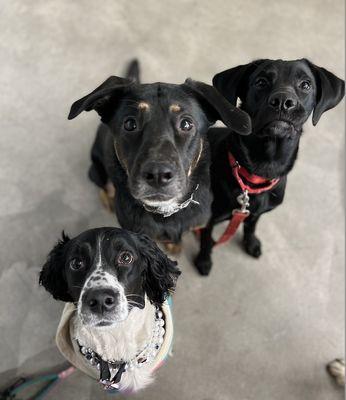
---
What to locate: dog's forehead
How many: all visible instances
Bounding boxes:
[124,83,195,109]
[72,227,136,250]
[255,60,314,80]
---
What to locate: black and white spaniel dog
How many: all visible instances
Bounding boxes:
[39,227,180,393]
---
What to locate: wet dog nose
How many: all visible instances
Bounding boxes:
[84,288,119,314]
[268,92,297,111]
[142,162,175,187]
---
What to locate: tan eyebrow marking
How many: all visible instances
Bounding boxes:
[138,102,150,111]
[169,104,181,112]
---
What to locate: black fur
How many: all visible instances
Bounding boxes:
[137,234,181,305]
[68,61,251,244]
[39,231,72,302]
[195,58,344,275]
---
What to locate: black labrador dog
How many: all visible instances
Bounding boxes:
[68,61,251,250]
[195,59,344,275]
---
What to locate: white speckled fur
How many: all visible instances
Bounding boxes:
[77,236,128,326]
[73,297,157,392]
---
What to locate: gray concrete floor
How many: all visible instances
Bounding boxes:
[0,0,344,399]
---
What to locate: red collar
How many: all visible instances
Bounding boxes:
[228,152,280,194]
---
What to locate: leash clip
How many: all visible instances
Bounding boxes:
[236,190,250,214]
[231,160,240,169]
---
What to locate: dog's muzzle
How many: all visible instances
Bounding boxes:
[261,120,297,138]
[80,288,128,327]
[130,160,187,203]
[141,161,176,189]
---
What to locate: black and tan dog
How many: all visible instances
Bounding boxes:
[68,61,251,250]
[195,59,344,275]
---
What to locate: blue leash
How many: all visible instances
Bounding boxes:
[0,366,75,400]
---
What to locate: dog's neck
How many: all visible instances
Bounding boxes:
[229,129,302,179]
[73,298,156,362]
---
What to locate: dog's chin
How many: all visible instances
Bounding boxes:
[142,197,179,207]
[141,194,178,204]
[80,310,129,329]
[130,179,186,205]
[135,187,186,206]
[258,120,298,138]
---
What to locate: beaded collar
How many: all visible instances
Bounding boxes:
[75,307,165,391]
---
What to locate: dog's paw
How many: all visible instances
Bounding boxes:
[194,254,212,276]
[164,242,182,255]
[327,359,345,386]
[243,235,262,258]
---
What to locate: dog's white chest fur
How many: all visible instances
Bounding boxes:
[72,301,157,392]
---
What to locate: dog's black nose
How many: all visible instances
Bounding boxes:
[142,162,175,187]
[268,92,297,111]
[84,288,119,314]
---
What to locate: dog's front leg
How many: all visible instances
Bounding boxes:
[99,181,116,213]
[164,242,182,255]
[194,223,215,276]
[243,214,262,258]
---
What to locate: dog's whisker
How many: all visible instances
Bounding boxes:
[126,294,143,299]
[72,285,84,290]
[127,299,143,305]
[127,300,143,308]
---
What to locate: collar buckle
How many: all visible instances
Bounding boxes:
[236,190,250,214]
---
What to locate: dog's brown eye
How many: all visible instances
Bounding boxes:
[179,118,194,131]
[299,80,311,90]
[124,118,137,131]
[69,258,84,271]
[255,78,268,88]
[118,251,133,265]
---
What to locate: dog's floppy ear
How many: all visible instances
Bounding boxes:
[68,76,134,122]
[213,60,267,106]
[39,232,72,302]
[304,60,345,126]
[182,79,251,135]
[136,234,181,305]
